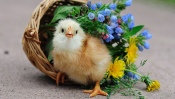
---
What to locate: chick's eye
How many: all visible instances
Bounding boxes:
[75,30,78,34]
[61,28,64,33]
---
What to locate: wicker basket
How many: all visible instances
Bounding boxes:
[22,0,87,81]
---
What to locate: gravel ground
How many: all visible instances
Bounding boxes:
[0,0,175,99]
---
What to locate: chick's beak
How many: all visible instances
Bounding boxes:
[66,26,74,38]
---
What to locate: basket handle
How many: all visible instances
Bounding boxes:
[70,0,88,4]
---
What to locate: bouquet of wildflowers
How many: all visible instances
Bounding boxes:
[42,0,160,98]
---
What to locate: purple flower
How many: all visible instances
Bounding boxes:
[88,12,95,20]
[96,2,102,8]
[137,45,144,51]
[125,0,132,7]
[105,34,114,42]
[87,1,91,8]
[106,25,114,34]
[109,3,117,10]
[128,21,134,29]
[115,27,124,34]
[110,15,117,23]
[90,4,97,10]
[98,14,105,22]
[143,41,150,49]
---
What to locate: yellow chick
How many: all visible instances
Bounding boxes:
[52,19,111,97]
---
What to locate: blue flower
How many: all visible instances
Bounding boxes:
[141,30,149,36]
[122,14,129,24]
[88,12,95,20]
[98,9,111,16]
[87,1,91,8]
[143,41,150,49]
[115,27,124,34]
[128,21,134,29]
[141,30,152,40]
[98,10,104,15]
[109,3,117,10]
[110,22,118,29]
[105,34,114,42]
[122,13,134,24]
[98,14,105,22]
[126,72,133,78]
[125,0,132,7]
[137,45,144,51]
[145,33,152,40]
[126,72,140,80]
[113,33,120,40]
[96,2,102,8]
[133,74,140,80]
[90,4,97,10]
[106,25,114,34]
[130,14,134,21]
[127,13,134,21]
[110,15,117,23]
[104,9,111,16]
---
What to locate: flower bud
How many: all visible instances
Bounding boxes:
[109,4,117,10]
[98,14,105,22]
[143,41,150,49]
[88,12,95,20]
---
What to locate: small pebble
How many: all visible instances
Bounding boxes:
[24,68,26,70]
[4,50,9,55]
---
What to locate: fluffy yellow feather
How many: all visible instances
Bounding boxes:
[52,19,111,97]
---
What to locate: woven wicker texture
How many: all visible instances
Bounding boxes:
[22,0,87,81]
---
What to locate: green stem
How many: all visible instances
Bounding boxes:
[125,69,142,77]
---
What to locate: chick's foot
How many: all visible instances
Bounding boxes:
[83,81,108,98]
[56,72,65,85]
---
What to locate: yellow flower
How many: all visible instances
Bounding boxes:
[147,80,160,92]
[107,58,125,79]
[125,37,138,64]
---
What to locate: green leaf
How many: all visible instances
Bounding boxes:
[113,0,117,3]
[139,96,145,99]
[55,14,67,20]
[48,51,53,62]
[99,4,107,10]
[50,6,79,24]
[45,40,53,61]
[140,60,147,66]
[138,92,142,95]
[123,25,144,39]
[130,25,144,36]
[70,6,81,17]
[73,6,81,14]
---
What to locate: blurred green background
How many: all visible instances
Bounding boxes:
[135,0,175,11]
[137,0,175,6]
[154,0,175,4]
